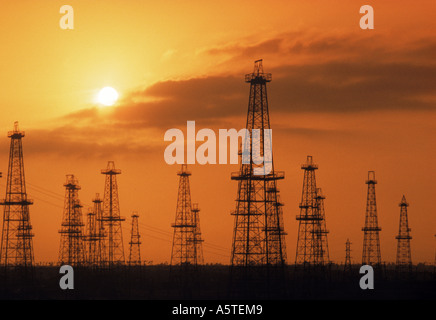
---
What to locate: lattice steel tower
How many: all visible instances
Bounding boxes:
[128,213,141,266]
[84,194,106,267]
[101,161,125,266]
[0,122,34,267]
[230,60,287,267]
[171,164,199,266]
[84,209,97,265]
[191,203,204,265]
[313,188,330,265]
[93,193,106,266]
[295,156,329,267]
[58,174,85,266]
[395,195,412,273]
[362,171,382,266]
[344,239,352,272]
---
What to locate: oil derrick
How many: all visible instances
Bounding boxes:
[170,164,198,266]
[344,239,352,272]
[92,193,106,266]
[101,161,125,266]
[191,203,204,265]
[313,188,330,265]
[128,213,141,266]
[58,175,85,266]
[83,195,106,267]
[0,122,34,268]
[84,209,97,265]
[295,156,326,268]
[362,171,382,266]
[395,196,412,273]
[230,60,287,268]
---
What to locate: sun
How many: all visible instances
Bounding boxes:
[97,87,119,106]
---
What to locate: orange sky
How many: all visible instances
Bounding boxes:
[0,0,435,264]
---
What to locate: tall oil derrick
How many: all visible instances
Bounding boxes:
[313,188,330,265]
[395,196,412,273]
[191,203,204,265]
[83,199,105,267]
[84,209,97,265]
[128,213,141,266]
[344,239,352,272]
[170,164,197,266]
[101,161,125,266]
[230,60,287,269]
[58,175,85,266]
[92,193,106,266]
[362,171,382,266]
[0,122,34,268]
[295,155,322,267]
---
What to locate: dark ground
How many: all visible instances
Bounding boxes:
[0,264,434,300]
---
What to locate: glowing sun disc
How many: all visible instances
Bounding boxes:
[97,87,119,106]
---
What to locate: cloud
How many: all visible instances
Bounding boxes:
[106,38,436,127]
[20,31,436,157]
[110,76,246,128]
[14,125,160,159]
[269,61,436,113]
[105,33,436,128]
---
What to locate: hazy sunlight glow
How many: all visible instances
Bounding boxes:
[97,87,119,106]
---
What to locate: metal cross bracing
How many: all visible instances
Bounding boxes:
[0,122,35,268]
[313,188,330,265]
[58,174,85,266]
[190,203,204,266]
[93,193,106,266]
[129,213,141,266]
[362,171,382,266]
[83,194,106,267]
[295,156,330,268]
[230,60,287,268]
[395,195,412,273]
[170,164,199,266]
[101,161,125,266]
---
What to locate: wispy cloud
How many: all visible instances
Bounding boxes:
[19,31,436,157]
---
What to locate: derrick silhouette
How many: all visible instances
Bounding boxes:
[58,175,85,266]
[129,213,141,266]
[229,60,287,298]
[170,164,203,266]
[395,196,412,274]
[362,171,382,267]
[295,156,330,269]
[0,122,34,268]
[101,161,125,266]
[230,60,287,268]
